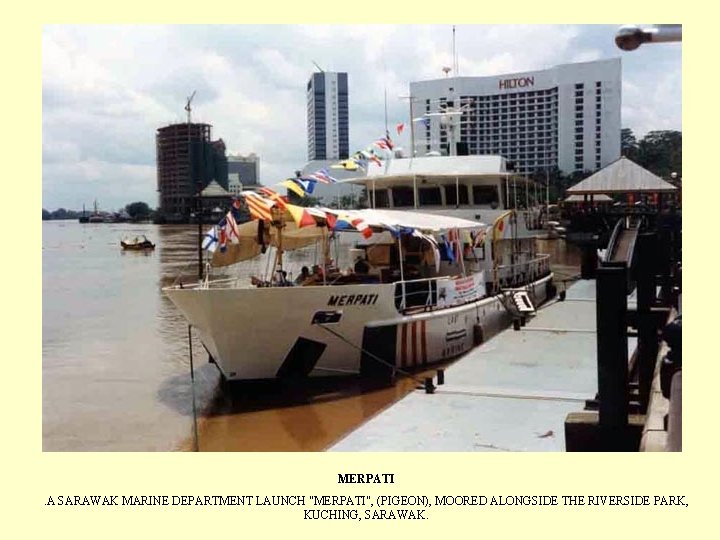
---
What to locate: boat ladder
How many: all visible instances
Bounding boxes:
[498,289,537,329]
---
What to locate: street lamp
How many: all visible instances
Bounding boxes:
[615,24,682,51]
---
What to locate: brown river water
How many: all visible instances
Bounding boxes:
[42,221,580,451]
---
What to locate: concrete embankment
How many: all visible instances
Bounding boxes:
[330,280,643,452]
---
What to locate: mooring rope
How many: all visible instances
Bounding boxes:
[315,323,428,386]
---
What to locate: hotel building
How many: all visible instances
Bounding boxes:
[409,58,621,176]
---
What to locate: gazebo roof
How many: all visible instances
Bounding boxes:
[566,157,678,194]
[201,180,231,198]
[564,193,613,203]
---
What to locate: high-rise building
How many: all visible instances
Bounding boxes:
[227,153,260,189]
[156,122,228,221]
[307,72,349,161]
[409,58,621,176]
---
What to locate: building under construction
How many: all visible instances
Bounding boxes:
[156,122,229,222]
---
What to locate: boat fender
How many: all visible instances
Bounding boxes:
[546,282,557,299]
[559,290,566,301]
[513,319,521,331]
[473,324,485,345]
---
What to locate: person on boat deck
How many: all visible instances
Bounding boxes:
[301,265,325,285]
[275,270,291,286]
[295,266,311,285]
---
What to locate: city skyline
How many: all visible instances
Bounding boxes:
[42,24,682,211]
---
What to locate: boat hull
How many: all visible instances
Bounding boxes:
[164,274,553,381]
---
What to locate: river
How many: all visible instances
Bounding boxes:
[42,221,580,451]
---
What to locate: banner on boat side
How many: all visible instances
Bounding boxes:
[436,271,486,307]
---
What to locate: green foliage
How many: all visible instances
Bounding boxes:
[621,129,681,179]
[125,201,151,220]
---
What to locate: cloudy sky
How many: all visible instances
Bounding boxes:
[42,24,681,211]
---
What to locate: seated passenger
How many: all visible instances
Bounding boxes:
[295,266,311,285]
[302,265,325,285]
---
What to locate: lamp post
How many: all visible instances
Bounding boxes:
[615,24,682,51]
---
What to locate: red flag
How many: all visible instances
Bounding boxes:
[396,123,405,135]
[325,212,337,230]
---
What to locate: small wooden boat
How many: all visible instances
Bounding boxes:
[121,235,155,251]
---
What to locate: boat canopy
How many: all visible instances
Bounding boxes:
[209,207,486,267]
[339,208,484,231]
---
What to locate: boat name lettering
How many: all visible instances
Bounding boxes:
[328,294,379,307]
[499,76,534,90]
[338,473,395,484]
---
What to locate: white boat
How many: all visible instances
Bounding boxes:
[163,200,554,382]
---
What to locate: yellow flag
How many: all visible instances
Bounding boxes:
[280,179,306,197]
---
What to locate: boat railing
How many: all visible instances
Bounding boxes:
[393,276,442,312]
[495,253,551,289]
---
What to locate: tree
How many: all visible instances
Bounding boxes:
[621,128,639,161]
[125,201,151,221]
[42,209,50,220]
[637,130,681,179]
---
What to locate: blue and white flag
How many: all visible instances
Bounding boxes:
[201,226,219,253]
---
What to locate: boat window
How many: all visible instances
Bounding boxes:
[419,187,441,206]
[372,189,389,208]
[392,186,414,208]
[445,184,469,206]
[472,185,499,206]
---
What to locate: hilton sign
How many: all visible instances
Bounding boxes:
[499,76,535,90]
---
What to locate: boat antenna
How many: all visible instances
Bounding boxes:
[453,25,457,76]
[185,90,196,124]
[384,87,389,138]
[312,60,325,73]
[439,26,457,80]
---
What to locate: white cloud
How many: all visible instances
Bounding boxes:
[42,24,682,210]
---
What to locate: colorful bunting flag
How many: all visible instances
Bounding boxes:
[334,212,373,239]
[286,204,316,228]
[396,123,405,135]
[241,191,274,221]
[224,211,240,242]
[201,226,219,253]
[447,228,462,262]
[440,234,455,264]
[258,187,288,209]
[313,168,337,184]
[331,159,362,171]
[281,179,308,198]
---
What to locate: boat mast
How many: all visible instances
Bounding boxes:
[271,207,284,282]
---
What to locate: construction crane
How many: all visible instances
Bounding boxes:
[185,90,196,123]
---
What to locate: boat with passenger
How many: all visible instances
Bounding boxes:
[121,235,155,251]
[163,192,554,382]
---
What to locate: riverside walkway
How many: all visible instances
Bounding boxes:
[330,279,641,452]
